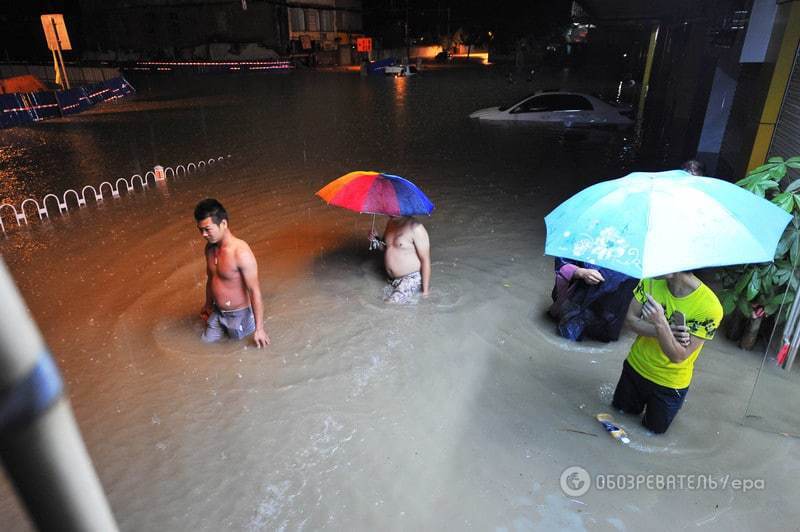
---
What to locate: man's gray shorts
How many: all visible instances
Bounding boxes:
[386,271,422,304]
[202,306,256,343]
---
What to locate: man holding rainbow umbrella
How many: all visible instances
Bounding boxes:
[317,171,434,303]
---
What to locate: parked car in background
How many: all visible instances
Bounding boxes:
[435,50,451,63]
[361,57,399,76]
[469,91,634,127]
[384,64,418,77]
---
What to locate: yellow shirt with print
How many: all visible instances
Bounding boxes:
[627,278,723,389]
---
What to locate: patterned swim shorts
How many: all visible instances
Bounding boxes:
[202,306,256,343]
[386,271,422,304]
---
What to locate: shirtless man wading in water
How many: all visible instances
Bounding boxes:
[369,216,431,303]
[194,198,270,347]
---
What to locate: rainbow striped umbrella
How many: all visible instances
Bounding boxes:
[316,171,434,217]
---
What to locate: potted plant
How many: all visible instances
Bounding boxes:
[718,156,800,349]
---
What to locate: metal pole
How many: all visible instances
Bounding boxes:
[779,289,800,348]
[51,49,62,88]
[0,258,118,531]
[56,48,70,90]
[784,316,800,371]
[636,24,659,139]
[405,0,410,62]
[51,18,70,89]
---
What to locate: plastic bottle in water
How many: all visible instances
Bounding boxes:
[596,413,630,444]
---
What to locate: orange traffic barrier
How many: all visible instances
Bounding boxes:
[0,75,47,95]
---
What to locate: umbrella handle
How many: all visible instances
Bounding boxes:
[368,214,376,250]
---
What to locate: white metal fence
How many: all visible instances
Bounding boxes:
[0,155,230,233]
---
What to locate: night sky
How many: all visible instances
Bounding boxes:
[0,0,573,61]
[363,0,572,48]
[0,1,82,60]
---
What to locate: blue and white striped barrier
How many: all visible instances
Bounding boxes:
[0,76,135,129]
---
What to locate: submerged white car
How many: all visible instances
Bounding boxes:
[469,91,634,127]
[384,64,417,77]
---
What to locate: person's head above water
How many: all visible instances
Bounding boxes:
[680,159,706,176]
[194,198,228,224]
[194,198,229,244]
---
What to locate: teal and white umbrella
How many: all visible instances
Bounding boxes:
[544,170,793,278]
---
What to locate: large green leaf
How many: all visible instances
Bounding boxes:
[775,229,793,257]
[767,292,794,306]
[755,180,779,197]
[746,269,761,301]
[785,178,800,193]
[748,162,780,174]
[762,266,774,295]
[736,170,771,190]
[737,298,752,317]
[773,266,792,286]
[773,192,794,211]
[769,291,797,321]
[769,164,788,180]
[720,291,736,315]
[734,269,754,294]
[768,156,786,163]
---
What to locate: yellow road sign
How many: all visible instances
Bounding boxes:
[41,14,72,51]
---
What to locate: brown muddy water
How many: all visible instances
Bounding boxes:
[0,67,797,531]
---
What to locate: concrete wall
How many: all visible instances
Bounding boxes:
[0,64,120,87]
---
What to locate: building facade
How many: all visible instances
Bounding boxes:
[78,0,289,60]
[575,0,800,179]
[286,0,363,64]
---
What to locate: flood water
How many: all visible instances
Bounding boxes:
[1,67,797,531]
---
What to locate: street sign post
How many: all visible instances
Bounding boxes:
[40,14,72,90]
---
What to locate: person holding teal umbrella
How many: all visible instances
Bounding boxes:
[545,169,791,433]
[548,161,709,343]
[612,271,723,433]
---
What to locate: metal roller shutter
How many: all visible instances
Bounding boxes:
[770,43,800,163]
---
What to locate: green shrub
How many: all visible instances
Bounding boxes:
[719,156,800,320]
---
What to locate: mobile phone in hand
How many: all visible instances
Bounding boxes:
[670,310,686,328]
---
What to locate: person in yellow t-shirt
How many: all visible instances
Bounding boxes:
[612,272,723,433]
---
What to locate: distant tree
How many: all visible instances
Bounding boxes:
[449,24,489,58]
[482,1,571,61]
